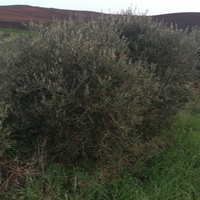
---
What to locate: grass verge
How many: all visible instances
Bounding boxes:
[0,27,28,34]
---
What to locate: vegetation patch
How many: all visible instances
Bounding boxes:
[0,8,200,199]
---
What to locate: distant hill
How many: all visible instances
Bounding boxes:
[0,5,200,31]
[0,5,103,21]
[0,5,105,30]
[153,12,200,31]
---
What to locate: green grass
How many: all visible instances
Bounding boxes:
[0,27,28,35]
[1,98,200,199]
[0,28,29,44]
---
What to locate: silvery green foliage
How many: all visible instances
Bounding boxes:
[0,15,157,161]
[0,10,199,162]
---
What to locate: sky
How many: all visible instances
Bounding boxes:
[1,0,200,15]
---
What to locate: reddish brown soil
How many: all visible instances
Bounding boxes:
[0,5,200,31]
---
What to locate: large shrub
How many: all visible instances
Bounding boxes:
[0,16,157,161]
[0,10,199,162]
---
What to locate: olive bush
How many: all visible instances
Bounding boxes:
[0,16,157,161]
[0,11,199,162]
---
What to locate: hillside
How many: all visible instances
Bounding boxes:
[0,5,200,31]
[0,5,105,30]
[0,5,103,20]
[153,12,200,31]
